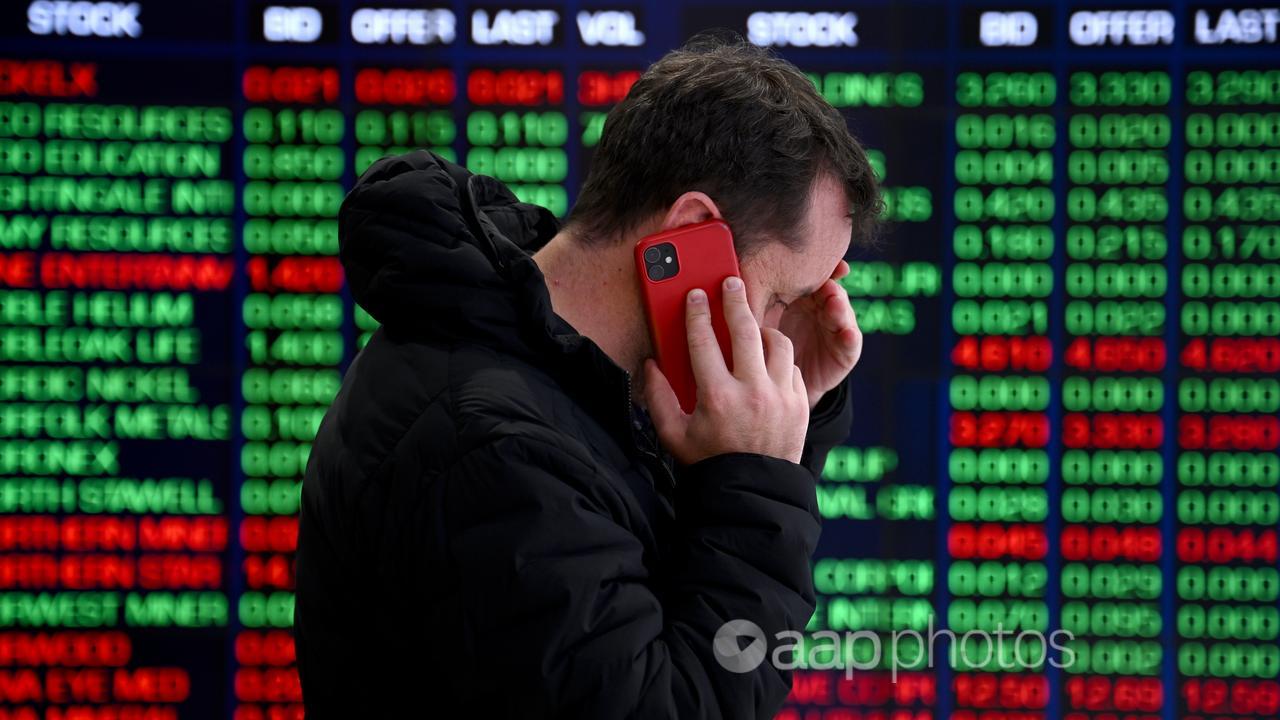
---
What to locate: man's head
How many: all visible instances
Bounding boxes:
[564,32,883,329]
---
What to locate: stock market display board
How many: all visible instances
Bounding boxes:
[0,2,1277,719]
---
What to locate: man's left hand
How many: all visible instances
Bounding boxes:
[778,259,863,411]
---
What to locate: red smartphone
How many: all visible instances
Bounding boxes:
[635,219,741,414]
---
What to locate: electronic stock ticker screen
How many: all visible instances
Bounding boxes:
[0,2,1278,719]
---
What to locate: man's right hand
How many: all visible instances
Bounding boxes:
[643,275,811,465]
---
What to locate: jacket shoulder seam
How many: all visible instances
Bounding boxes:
[357,383,452,492]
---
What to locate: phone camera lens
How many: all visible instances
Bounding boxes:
[647,264,665,281]
[643,247,661,264]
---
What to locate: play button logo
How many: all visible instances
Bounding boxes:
[713,619,767,673]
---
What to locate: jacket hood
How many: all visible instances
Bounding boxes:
[337,151,634,430]
[339,150,562,352]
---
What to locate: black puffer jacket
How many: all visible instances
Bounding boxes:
[294,150,853,719]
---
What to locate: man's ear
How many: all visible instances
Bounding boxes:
[658,191,722,231]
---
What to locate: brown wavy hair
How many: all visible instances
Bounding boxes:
[566,30,884,260]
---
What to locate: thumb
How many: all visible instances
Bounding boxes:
[642,358,687,445]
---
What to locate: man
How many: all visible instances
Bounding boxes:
[294,34,882,718]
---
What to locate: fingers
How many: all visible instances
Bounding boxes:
[792,363,806,397]
[720,276,766,381]
[814,279,854,333]
[760,327,795,387]
[846,307,864,368]
[685,288,731,386]
[826,298,863,363]
[813,282,863,370]
[832,259,850,280]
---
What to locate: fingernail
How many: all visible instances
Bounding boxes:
[688,289,706,303]
[724,276,742,291]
